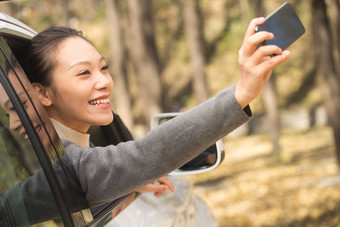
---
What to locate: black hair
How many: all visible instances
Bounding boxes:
[22,26,91,86]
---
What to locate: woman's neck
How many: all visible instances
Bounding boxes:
[50,118,90,147]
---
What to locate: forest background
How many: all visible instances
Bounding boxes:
[1,0,340,226]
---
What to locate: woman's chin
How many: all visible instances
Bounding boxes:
[97,114,114,126]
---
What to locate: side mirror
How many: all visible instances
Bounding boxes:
[150,113,225,176]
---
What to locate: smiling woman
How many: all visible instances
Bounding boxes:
[8,16,291,225]
[22,26,174,203]
[28,35,114,134]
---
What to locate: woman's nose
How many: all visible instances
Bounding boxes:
[94,72,113,90]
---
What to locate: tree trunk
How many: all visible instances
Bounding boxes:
[105,0,134,130]
[126,0,162,127]
[329,0,340,73]
[239,0,250,27]
[312,0,340,170]
[263,74,281,155]
[254,0,265,17]
[60,0,70,26]
[184,0,209,103]
[254,0,281,156]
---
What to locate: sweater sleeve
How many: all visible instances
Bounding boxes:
[64,85,251,206]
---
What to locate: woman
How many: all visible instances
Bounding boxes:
[21,17,290,207]
[23,24,174,199]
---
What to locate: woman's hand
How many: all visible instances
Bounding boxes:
[235,17,291,108]
[136,176,175,198]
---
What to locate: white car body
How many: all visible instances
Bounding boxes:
[107,177,218,227]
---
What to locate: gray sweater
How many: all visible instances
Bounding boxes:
[63,85,251,206]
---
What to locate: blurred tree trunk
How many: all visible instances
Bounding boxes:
[239,0,250,27]
[263,73,280,155]
[329,0,340,73]
[105,0,133,130]
[126,0,162,127]
[254,0,281,156]
[335,0,340,64]
[184,0,209,103]
[60,0,70,26]
[312,0,340,170]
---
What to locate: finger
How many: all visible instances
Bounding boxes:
[240,18,265,56]
[166,182,174,192]
[241,31,274,58]
[149,184,169,192]
[244,17,265,40]
[254,50,291,76]
[157,177,175,192]
[252,45,283,65]
[154,191,164,198]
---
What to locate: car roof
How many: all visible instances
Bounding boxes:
[0,11,37,62]
[0,11,37,39]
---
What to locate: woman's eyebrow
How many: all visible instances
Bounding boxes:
[68,56,106,70]
[67,60,91,70]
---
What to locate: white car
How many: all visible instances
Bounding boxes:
[0,12,223,226]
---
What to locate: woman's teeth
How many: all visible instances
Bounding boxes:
[89,98,110,105]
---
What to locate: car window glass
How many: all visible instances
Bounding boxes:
[0,88,64,226]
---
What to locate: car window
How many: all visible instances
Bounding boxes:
[0,63,65,226]
[0,35,88,226]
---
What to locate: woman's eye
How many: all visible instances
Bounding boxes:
[22,100,28,107]
[78,70,90,76]
[101,65,109,71]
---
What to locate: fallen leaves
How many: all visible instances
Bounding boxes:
[187,126,340,227]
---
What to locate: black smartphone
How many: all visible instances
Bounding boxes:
[255,2,305,50]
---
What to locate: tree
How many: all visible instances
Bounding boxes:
[105,0,134,130]
[184,0,209,103]
[60,0,70,26]
[329,0,340,68]
[126,0,162,127]
[254,0,281,156]
[312,0,340,169]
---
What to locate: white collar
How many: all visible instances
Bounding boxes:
[50,118,90,147]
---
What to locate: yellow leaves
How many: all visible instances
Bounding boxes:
[186,126,340,226]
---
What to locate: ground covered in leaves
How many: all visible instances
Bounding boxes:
[187,126,340,227]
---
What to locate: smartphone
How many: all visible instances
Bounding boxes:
[255,2,305,50]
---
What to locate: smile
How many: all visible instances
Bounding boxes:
[89,98,110,105]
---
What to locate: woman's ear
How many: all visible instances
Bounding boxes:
[32,83,53,107]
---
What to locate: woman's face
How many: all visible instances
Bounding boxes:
[44,37,114,133]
